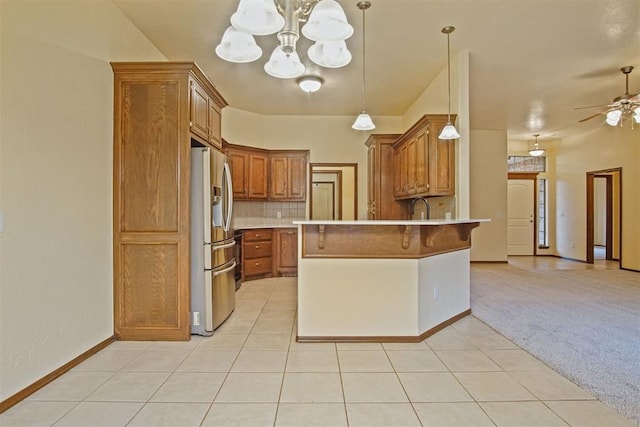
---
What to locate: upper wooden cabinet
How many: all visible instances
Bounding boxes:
[366,134,406,220]
[392,114,456,199]
[224,142,309,201]
[270,151,308,201]
[111,62,227,341]
[189,78,225,149]
[226,144,268,200]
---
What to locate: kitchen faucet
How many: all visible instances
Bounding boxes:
[409,197,430,220]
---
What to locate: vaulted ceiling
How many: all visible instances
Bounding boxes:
[113,0,640,141]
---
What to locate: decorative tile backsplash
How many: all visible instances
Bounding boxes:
[234,201,306,221]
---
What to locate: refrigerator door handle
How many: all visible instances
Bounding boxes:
[222,161,233,232]
[213,261,237,277]
[212,240,236,251]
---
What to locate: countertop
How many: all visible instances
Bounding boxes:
[233,218,299,230]
[293,219,490,226]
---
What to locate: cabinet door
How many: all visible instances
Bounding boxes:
[367,143,376,219]
[287,156,307,200]
[393,148,402,198]
[248,154,268,199]
[269,156,288,199]
[208,103,221,149]
[275,228,298,275]
[430,121,455,195]
[227,150,249,199]
[189,80,209,141]
[414,127,430,194]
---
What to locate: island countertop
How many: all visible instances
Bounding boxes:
[293,219,490,226]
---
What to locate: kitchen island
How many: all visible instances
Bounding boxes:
[293,219,488,342]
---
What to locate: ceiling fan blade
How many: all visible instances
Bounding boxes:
[579,112,605,123]
[573,104,612,110]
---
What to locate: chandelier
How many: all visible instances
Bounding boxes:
[215,0,354,81]
[528,134,544,157]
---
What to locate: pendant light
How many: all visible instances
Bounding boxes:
[438,26,460,140]
[528,134,545,156]
[352,1,375,131]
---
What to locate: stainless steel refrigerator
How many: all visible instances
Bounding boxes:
[190,147,236,335]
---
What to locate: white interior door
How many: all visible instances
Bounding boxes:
[508,179,535,255]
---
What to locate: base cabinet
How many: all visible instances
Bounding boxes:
[242,229,273,281]
[274,228,298,276]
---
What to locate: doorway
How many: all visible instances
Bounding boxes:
[507,174,537,255]
[309,163,358,220]
[586,168,621,265]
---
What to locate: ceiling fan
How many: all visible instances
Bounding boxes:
[575,66,640,126]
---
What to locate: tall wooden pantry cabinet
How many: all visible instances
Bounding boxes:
[111,62,227,340]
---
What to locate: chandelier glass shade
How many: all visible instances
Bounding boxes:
[217,0,354,80]
[297,76,323,92]
[528,134,545,157]
[438,26,460,140]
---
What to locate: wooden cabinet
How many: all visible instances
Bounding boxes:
[274,228,298,276]
[366,134,406,220]
[189,78,224,149]
[111,62,227,341]
[225,143,309,201]
[270,151,308,200]
[225,145,268,200]
[392,114,456,200]
[242,229,273,280]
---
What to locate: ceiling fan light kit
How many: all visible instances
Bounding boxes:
[578,66,640,129]
[217,0,354,82]
[439,26,460,140]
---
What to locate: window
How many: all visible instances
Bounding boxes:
[508,156,546,172]
[538,178,548,248]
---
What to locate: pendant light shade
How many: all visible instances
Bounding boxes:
[352,113,375,130]
[302,0,353,41]
[215,26,262,63]
[231,0,284,36]
[264,46,305,78]
[352,1,375,131]
[439,123,461,139]
[438,26,460,140]
[528,134,545,156]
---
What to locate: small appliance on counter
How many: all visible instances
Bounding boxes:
[190,147,236,336]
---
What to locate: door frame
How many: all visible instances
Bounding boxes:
[586,167,622,265]
[508,172,538,256]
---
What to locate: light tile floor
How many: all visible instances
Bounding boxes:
[0,277,633,426]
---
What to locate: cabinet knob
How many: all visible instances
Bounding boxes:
[255,262,261,266]
[255,245,261,248]
[287,231,295,235]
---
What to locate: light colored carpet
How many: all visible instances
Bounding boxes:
[471,262,640,425]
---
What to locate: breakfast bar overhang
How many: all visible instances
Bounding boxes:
[294,219,489,342]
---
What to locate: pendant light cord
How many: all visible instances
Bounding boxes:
[361,4,366,112]
[446,31,451,122]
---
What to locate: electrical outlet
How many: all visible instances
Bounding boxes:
[433,287,439,301]
[193,312,200,326]
[570,242,575,248]
[276,211,282,219]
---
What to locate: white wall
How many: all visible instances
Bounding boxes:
[469,130,508,261]
[0,0,165,401]
[555,125,639,270]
